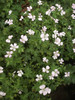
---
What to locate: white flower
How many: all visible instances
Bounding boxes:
[64,72,70,77]
[37,0,42,5]
[40,33,49,41]
[56,4,62,11]
[55,4,61,8]
[72,3,75,9]
[52,30,59,38]
[36,74,43,81]
[68,25,72,30]
[53,30,58,34]
[6,39,11,43]
[51,69,59,77]
[24,11,27,15]
[5,51,13,58]
[8,35,13,39]
[46,9,51,16]
[54,19,59,23]
[43,57,48,63]
[50,6,56,11]
[26,29,35,35]
[73,48,75,52]
[20,35,28,43]
[0,91,6,97]
[39,84,45,90]
[55,4,59,7]
[8,19,13,25]
[28,13,32,19]
[5,20,8,24]
[57,7,62,11]
[45,87,51,94]
[61,10,65,16]
[31,15,36,21]
[51,71,56,77]
[72,39,75,44]
[54,37,63,46]
[27,6,32,12]
[18,91,22,94]
[71,14,75,19]
[55,69,60,74]
[38,17,42,21]
[19,16,24,21]
[52,51,60,59]
[5,19,13,25]
[17,70,23,77]
[59,32,66,37]
[8,10,12,15]
[6,35,13,43]
[49,75,54,80]
[42,26,47,32]
[59,58,64,64]
[73,10,75,13]
[28,13,36,21]
[42,66,50,73]
[39,85,51,95]
[39,85,47,95]
[52,34,57,38]
[10,43,19,51]
[0,66,3,73]
[38,13,42,21]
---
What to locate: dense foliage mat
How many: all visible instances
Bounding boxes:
[0,0,75,100]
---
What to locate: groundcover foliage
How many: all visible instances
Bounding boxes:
[0,0,75,100]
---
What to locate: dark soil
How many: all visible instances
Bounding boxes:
[51,84,75,100]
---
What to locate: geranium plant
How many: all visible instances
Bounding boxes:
[0,0,75,100]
